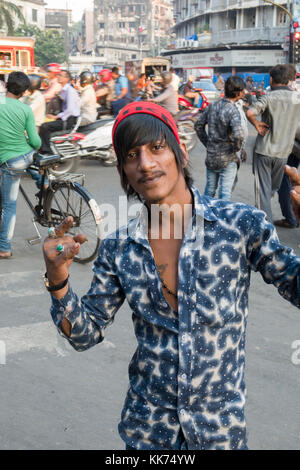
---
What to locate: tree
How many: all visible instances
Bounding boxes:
[14,25,67,68]
[0,0,25,35]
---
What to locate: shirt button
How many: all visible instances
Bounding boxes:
[179,409,186,416]
[181,373,187,380]
[181,334,188,344]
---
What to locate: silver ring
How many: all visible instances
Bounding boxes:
[48,227,57,239]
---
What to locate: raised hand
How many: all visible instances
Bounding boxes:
[284,165,300,223]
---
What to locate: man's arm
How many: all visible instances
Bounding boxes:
[285,165,300,223]
[25,108,42,149]
[58,87,80,121]
[194,107,209,148]
[246,95,270,136]
[43,217,125,349]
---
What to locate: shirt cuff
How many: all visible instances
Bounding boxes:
[50,285,79,334]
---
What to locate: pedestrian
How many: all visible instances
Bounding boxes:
[43,101,300,450]
[39,70,80,154]
[246,64,300,223]
[215,72,224,91]
[111,66,131,117]
[195,75,245,200]
[0,72,41,258]
[274,64,300,229]
[245,76,254,105]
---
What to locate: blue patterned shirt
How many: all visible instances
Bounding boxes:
[50,187,300,450]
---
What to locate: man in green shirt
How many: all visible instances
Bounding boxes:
[0,71,41,258]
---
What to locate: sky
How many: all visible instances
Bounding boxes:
[45,0,94,22]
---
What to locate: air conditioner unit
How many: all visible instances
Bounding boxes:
[182,39,188,48]
[193,40,199,47]
[187,40,194,47]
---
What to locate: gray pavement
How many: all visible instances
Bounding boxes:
[1,127,300,450]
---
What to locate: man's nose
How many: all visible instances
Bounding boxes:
[138,148,156,170]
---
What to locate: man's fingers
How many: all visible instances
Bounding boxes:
[55,242,81,264]
[53,216,74,238]
[291,189,300,205]
[285,165,300,186]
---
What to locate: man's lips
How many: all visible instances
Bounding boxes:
[138,172,165,185]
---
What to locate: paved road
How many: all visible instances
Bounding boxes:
[1,128,300,450]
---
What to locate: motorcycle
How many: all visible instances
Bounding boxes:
[49,115,117,176]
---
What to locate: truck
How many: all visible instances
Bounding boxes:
[124,56,170,81]
[0,36,38,81]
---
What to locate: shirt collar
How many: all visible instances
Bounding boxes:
[128,186,217,246]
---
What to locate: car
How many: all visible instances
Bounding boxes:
[192,79,221,102]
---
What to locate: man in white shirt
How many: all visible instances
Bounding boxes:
[79,71,97,126]
[21,74,46,130]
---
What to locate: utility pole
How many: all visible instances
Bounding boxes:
[263,0,294,63]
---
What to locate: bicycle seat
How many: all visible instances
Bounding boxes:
[33,153,62,168]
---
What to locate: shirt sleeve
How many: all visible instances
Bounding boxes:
[248,94,268,116]
[58,87,80,121]
[153,87,172,103]
[50,238,126,352]
[194,107,209,148]
[247,209,300,308]
[229,107,245,152]
[25,107,42,149]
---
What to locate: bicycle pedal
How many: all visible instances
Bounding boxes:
[27,236,42,246]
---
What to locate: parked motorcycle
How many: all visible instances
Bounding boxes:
[49,116,116,176]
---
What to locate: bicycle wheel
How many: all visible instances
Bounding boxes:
[44,182,101,264]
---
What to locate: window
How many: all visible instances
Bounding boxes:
[32,9,38,22]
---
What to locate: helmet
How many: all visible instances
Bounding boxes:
[28,74,42,92]
[161,71,173,85]
[80,70,93,86]
[47,63,61,74]
[99,69,112,83]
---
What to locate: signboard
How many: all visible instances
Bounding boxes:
[170,49,285,69]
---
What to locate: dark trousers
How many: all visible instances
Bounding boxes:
[278,153,299,227]
[39,116,78,154]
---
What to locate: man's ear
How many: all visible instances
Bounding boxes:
[180,143,189,168]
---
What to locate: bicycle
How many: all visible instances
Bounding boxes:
[19,152,102,264]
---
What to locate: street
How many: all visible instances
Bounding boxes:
[1,127,300,450]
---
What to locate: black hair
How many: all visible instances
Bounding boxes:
[270,64,290,85]
[6,71,30,95]
[224,76,246,98]
[114,113,193,199]
[286,63,297,82]
[60,69,72,81]
[112,66,119,75]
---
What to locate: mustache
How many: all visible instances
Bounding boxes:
[138,171,165,184]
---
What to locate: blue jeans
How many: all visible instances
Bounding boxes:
[0,151,34,252]
[204,162,237,200]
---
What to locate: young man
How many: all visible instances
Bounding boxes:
[21,74,46,130]
[246,64,300,223]
[0,72,41,258]
[195,75,245,200]
[43,102,300,450]
[39,70,80,154]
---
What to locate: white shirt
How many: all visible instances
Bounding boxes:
[21,90,46,127]
[170,73,180,91]
[80,84,98,126]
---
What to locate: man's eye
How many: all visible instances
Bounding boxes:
[127,152,137,159]
[153,143,165,151]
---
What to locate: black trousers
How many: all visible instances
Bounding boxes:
[39,116,78,154]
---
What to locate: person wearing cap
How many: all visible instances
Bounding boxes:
[184,75,201,107]
[42,101,300,450]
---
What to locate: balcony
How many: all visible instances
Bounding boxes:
[211,26,288,46]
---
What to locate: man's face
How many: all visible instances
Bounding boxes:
[120,138,188,204]
[111,72,119,80]
[58,72,69,86]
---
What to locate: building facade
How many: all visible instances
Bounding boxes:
[165,0,290,73]
[45,8,73,57]
[93,0,174,65]
[4,0,46,32]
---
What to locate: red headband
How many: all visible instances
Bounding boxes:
[112,102,180,153]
